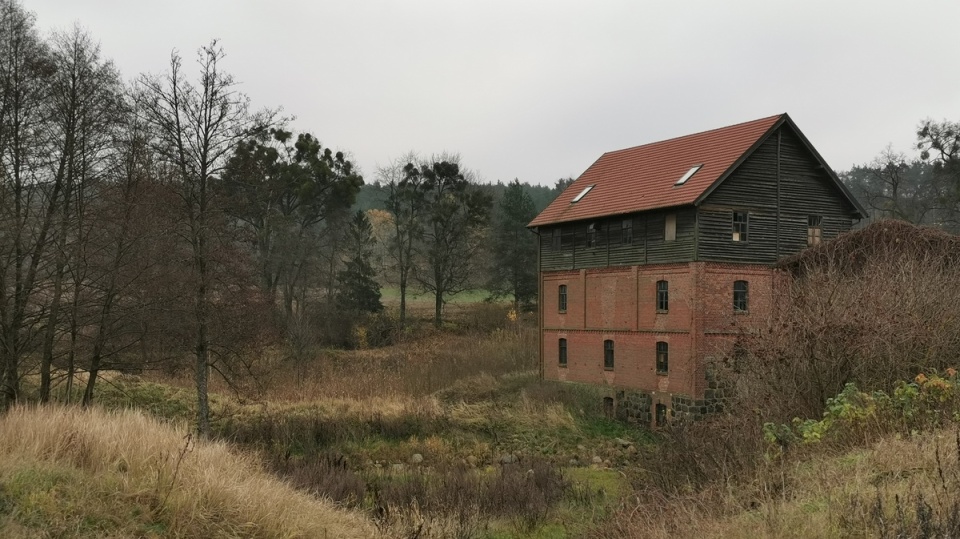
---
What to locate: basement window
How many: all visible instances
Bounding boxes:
[571,185,594,203]
[675,164,703,186]
[655,403,668,427]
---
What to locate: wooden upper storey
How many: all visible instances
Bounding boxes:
[531,116,866,271]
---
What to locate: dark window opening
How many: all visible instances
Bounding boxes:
[603,397,615,418]
[622,219,633,244]
[656,341,669,374]
[733,280,749,312]
[558,338,567,367]
[558,285,567,312]
[586,223,597,248]
[732,212,748,242]
[552,228,561,250]
[808,215,822,246]
[655,403,668,427]
[656,280,669,312]
[604,340,614,370]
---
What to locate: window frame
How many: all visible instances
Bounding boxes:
[807,215,823,246]
[655,403,668,427]
[733,280,749,313]
[732,211,749,242]
[558,338,567,367]
[656,280,669,313]
[603,339,614,371]
[621,219,633,245]
[585,222,597,248]
[552,228,562,250]
[558,284,568,313]
[664,213,677,241]
[656,341,669,375]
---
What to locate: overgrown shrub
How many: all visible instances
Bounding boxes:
[733,220,960,422]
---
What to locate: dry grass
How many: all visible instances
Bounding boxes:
[593,429,960,539]
[0,405,379,538]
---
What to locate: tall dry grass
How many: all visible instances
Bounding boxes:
[0,405,379,538]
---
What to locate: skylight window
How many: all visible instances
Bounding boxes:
[571,184,595,203]
[675,164,703,186]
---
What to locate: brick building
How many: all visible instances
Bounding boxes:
[527,114,866,426]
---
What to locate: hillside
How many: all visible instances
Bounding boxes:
[0,406,378,538]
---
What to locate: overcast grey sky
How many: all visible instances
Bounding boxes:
[24,0,960,186]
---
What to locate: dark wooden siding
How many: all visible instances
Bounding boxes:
[697,125,858,264]
[538,207,696,271]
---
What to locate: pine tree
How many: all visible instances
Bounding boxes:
[336,211,383,314]
[488,179,538,310]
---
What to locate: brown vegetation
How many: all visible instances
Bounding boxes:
[0,406,377,538]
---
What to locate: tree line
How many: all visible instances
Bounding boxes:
[0,1,569,434]
[842,120,960,230]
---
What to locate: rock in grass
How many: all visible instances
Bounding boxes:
[409,453,423,465]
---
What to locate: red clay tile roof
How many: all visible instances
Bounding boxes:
[529,114,785,227]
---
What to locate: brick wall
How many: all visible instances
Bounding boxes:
[541,262,780,411]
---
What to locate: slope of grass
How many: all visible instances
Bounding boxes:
[605,429,960,539]
[0,405,378,538]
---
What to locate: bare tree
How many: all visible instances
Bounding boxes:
[138,41,275,436]
[379,151,424,330]
[37,25,123,402]
[843,145,941,226]
[0,0,58,408]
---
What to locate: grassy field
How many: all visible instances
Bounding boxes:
[6,303,642,538]
[7,296,956,538]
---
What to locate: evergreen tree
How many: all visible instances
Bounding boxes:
[488,179,538,310]
[336,211,383,314]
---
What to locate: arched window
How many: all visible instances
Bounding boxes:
[656,280,668,312]
[656,342,669,374]
[733,280,749,312]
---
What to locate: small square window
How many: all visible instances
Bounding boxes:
[621,219,633,244]
[665,214,676,241]
[733,280,748,312]
[732,212,748,242]
[604,340,614,370]
[559,338,567,367]
[656,341,669,374]
[558,285,567,312]
[656,280,668,312]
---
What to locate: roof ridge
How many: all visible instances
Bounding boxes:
[601,113,786,157]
